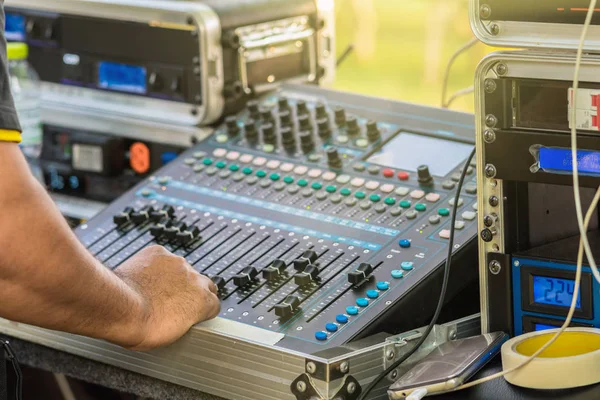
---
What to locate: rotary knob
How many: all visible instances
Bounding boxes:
[281,126,296,151]
[326,147,342,169]
[278,97,290,110]
[297,114,313,131]
[366,120,381,142]
[296,100,309,116]
[317,118,331,140]
[346,116,360,136]
[315,103,328,119]
[261,122,276,145]
[334,106,346,126]
[417,165,434,186]
[247,100,260,119]
[278,110,292,127]
[260,106,274,122]
[299,130,315,154]
[244,120,258,142]
[225,116,240,136]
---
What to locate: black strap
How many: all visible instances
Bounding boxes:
[1,340,21,400]
[0,343,6,400]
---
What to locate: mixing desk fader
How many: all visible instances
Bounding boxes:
[76,84,479,354]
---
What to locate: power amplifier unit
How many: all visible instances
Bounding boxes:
[475,51,600,335]
[4,0,335,126]
[470,0,600,51]
[1,84,480,400]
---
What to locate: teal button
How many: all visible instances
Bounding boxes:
[229,164,240,172]
[242,167,253,175]
[202,158,213,166]
[384,197,396,206]
[326,185,337,193]
[340,188,352,196]
[215,161,227,169]
[346,306,359,315]
[401,262,414,271]
[438,208,450,217]
[400,200,411,209]
[366,290,379,299]
[356,298,369,307]
[284,176,294,184]
[256,170,267,178]
[391,270,404,279]
[270,173,281,181]
[370,194,381,203]
[312,182,323,190]
[415,203,427,212]
[298,179,308,187]
[377,281,390,291]
[355,191,366,199]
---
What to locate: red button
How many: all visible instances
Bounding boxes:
[383,169,394,178]
[398,172,409,181]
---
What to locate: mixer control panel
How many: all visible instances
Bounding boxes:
[77,85,478,353]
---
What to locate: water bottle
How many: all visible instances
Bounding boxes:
[7,42,42,159]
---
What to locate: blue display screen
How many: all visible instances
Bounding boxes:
[534,323,559,332]
[533,275,581,308]
[97,62,147,94]
[539,147,600,176]
[5,13,26,42]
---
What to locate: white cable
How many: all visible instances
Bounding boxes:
[441,37,479,108]
[451,2,600,391]
[571,0,600,285]
[443,85,474,109]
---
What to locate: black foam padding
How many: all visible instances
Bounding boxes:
[0,346,6,400]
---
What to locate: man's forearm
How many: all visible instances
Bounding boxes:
[0,144,148,347]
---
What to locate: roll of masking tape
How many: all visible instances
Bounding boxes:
[501,328,600,389]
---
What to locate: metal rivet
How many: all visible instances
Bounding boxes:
[386,350,395,360]
[340,361,349,374]
[480,4,492,19]
[483,129,496,143]
[492,244,500,252]
[449,330,457,340]
[489,260,502,275]
[296,381,307,393]
[484,79,497,93]
[485,114,498,128]
[489,195,499,207]
[490,23,500,35]
[485,164,497,178]
[481,228,493,242]
[347,382,357,394]
[389,370,399,380]
[483,215,495,227]
[496,63,508,76]
[306,361,317,374]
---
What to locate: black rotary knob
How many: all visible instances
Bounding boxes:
[278,97,290,110]
[299,130,315,154]
[273,295,301,318]
[317,118,331,140]
[262,259,288,281]
[210,276,226,292]
[334,106,346,126]
[366,120,381,142]
[296,100,309,116]
[297,114,312,130]
[247,100,260,118]
[261,122,276,145]
[278,110,292,127]
[315,103,328,118]
[244,120,258,142]
[281,126,296,150]
[260,106,273,121]
[346,116,360,136]
[326,147,342,168]
[417,165,433,186]
[233,266,259,287]
[226,115,240,136]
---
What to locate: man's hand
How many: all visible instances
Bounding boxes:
[115,245,220,351]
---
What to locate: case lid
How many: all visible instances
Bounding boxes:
[470,0,600,52]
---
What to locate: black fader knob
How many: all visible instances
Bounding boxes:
[150,205,175,222]
[113,206,134,226]
[348,263,374,286]
[261,122,276,145]
[260,106,273,122]
[210,275,226,292]
[278,110,292,127]
[417,165,434,186]
[233,266,259,287]
[294,264,320,286]
[299,130,315,154]
[293,250,318,271]
[273,295,301,318]
[163,221,188,240]
[278,97,289,110]
[326,147,342,169]
[130,205,154,224]
[334,106,346,126]
[225,115,240,136]
[346,116,360,136]
[366,120,381,142]
[297,114,312,130]
[247,100,260,119]
[150,218,172,239]
[317,117,331,140]
[244,119,258,142]
[315,103,327,119]
[296,100,309,116]
[262,259,288,281]
[175,225,201,246]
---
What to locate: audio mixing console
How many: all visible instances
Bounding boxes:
[75,84,479,355]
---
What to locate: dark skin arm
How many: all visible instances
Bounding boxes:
[0,143,220,350]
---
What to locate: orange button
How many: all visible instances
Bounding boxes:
[130,142,151,174]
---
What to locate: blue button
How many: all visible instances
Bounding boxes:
[401,261,414,271]
[377,281,390,291]
[399,239,411,248]
[336,314,349,324]
[356,298,369,307]
[367,290,379,299]
[346,306,359,315]
[161,151,178,165]
[391,270,404,279]
[326,323,339,333]
[315,331,328,341]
